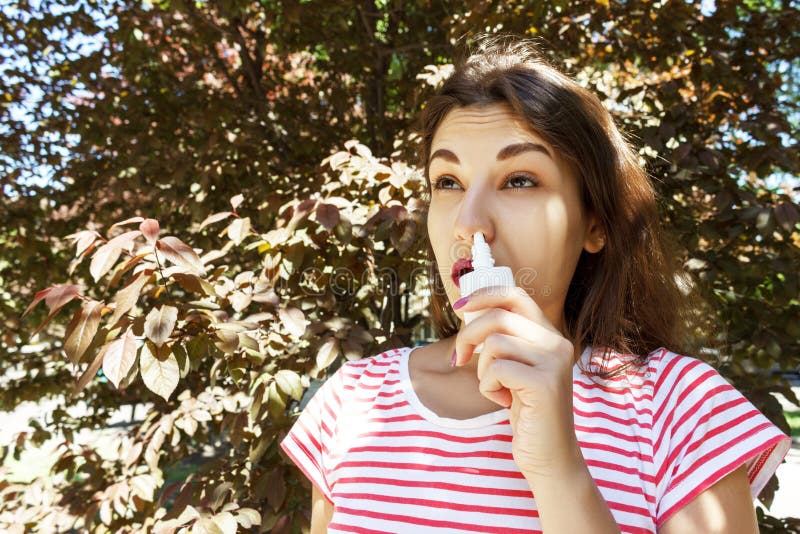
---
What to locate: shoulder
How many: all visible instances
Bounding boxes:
[330,346,408,391]
[646,347,735,404]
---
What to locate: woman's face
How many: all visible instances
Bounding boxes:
[426,103,605,336]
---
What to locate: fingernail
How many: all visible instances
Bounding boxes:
[453,296,469,310]
[450,349,457,367]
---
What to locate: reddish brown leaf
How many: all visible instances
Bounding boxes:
[315,203,340,231]
[22,286,53,318]
[156,236,205,274]
[64,299,104,365]
[140,219,160,243]
[43,284,81,313]
[774,202,800,232]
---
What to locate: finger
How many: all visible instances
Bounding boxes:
[479,358,536,407]
[455,308,563,367]
[453,285,559,335]
[475,332,537,383]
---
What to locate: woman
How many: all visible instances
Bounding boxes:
[280,36,790,533]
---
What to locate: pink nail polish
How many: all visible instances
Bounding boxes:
[453,296,469,310]
[450,349,457,367]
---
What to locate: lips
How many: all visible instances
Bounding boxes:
[451,258,473,288]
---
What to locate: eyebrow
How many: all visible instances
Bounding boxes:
[429,142,553,165]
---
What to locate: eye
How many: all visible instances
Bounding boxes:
[431,175,460,190]
[503,173,539,190]
[431,173,540,191]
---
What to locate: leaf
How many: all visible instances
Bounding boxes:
[130,474,157,502]
[108,271,152,326]
[140,219,160,243]
[23,283,81,318]
[235,508,261,528]
[265,467,286,511]
[274,369,303,401]
[64,299,104,365]
[144,305,178,346]
[140,341,180,401]
[74,341,111,395]
[109,216,144,232]
[227,217,250,245]
[213,329,239,354]
[102,328,139,389]
[774,202,800,231]
[315,203,340,231]
[156,236,205,275]
[230,194,244,210]
[106,229,142,251]
[211,512,237,534]
[316,337,339,371]
[90,243,123,282]
[277,306,308,337]
[65,230,101,258]
[172,273,215,296]
[199,211,233,230]
[230,291,252,312]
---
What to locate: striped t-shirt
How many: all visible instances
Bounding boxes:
[280,345,790,533]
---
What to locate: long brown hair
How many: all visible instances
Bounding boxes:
[418,35,706,376]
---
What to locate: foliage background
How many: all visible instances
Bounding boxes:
[1,0,799,531]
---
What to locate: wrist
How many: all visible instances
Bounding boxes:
[521,439,586,484]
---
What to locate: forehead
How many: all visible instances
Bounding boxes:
[431,103,552,151]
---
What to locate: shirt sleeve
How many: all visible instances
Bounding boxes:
[279,366,345,504]
[650,351,791,527]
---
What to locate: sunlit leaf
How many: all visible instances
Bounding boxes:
[102,328,138,389]
[315,337,339,371]
[108,216,145,232]
[144,305,178,346]
[140,341,180,402]
[227,217,251,245]
[140,219,160,243]
[199,211,234,230]
[64,299,104,365]
[108,270,152,326]
[277,306,308,337]
[90,243,123,282]
[156,236,205,274]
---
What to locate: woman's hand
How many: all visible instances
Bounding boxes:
[453,285,583,480]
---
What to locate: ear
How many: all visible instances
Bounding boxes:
[583,212,606,254]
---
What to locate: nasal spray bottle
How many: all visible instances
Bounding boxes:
[458,232,515,355]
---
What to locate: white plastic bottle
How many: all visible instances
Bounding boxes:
[458,231,515,354]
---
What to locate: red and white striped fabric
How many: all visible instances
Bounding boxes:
[280,345,790,533]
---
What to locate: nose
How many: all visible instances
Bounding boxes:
[452,188,495,250]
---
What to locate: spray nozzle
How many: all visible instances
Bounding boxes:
[471,232,495,270]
